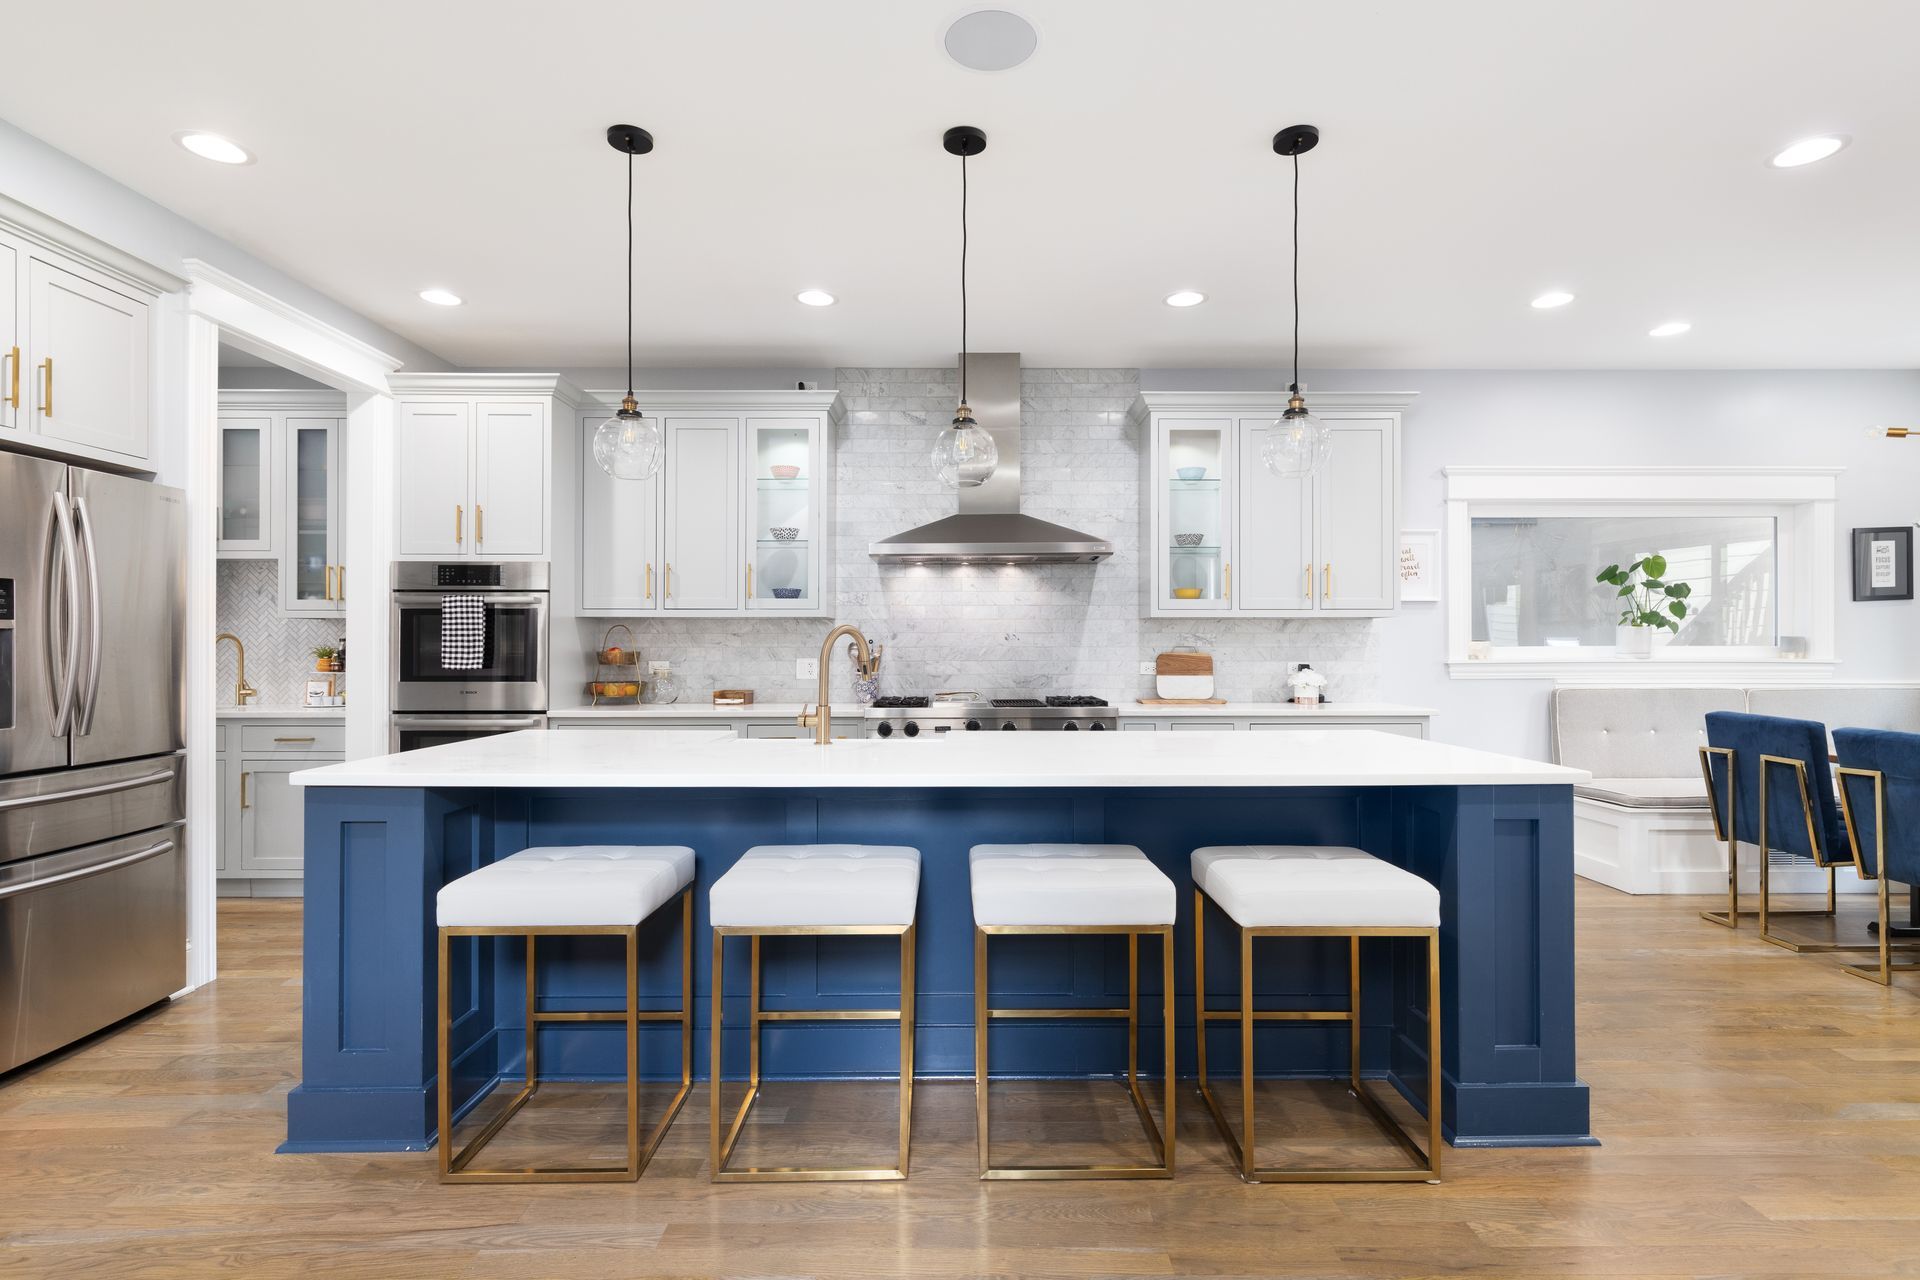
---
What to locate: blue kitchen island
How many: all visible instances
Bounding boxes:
[284,728,1592,1152]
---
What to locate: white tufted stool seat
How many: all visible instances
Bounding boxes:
[435,845,697,1185]
[968,843,1176,1180]
[1190,845,1439,930]
[709,844,920,928]
[438,845,695,928]
[708,844,921,1182]
[970,843,1175,927]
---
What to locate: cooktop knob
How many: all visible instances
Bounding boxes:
[875,721,893,738]
[1001,721,1017,731]
[965,719,982,731]
[1090,721,1107,730]
[903,721,920,738]
[1063,721,1080,731]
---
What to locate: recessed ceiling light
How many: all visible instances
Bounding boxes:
[173,130,253,165]
[1770,135,1848,168]
[1530,290,1575,309]
[795,289,837,307]
[1164,290,1207,308]
[418,288,463,307]
[1648,320,1691,338]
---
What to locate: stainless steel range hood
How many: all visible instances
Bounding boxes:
[868,353,1114,565]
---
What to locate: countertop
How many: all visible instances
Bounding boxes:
[545,701,1435,720]
[549,703,817,718]
[1121,701,1434,718]
[294,727,1583,790]
[217,707,346,720]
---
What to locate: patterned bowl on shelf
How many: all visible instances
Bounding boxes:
[771,587,802,599]
[1173,532,1205,547]
[768,527,799,541]
[769,465,801,480]
[1175,466,1207,481]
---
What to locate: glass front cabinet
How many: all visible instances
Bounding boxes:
[217,416,273,554]
[216,393,348,617]
[1134,391,1408,619]
[577,391,840,618]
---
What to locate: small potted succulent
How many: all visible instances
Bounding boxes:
[312,644,338,673]
[1595,555,1692,658]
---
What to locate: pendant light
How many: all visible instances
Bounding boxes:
[932,125,999,488]
[1263,124,1332,479]
[592,124,664,481]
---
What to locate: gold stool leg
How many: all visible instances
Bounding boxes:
[709,930,724,1177]
[1239,925,1257,1182]
[1160,924,1176,1176]
[975,927,989,1176]
[623,926,640,1179]
[437,929,453,1179]
[1426,932,1443,1181]
[899,924,915,1178]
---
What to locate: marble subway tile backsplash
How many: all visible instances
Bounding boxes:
[216,560,344,708]
[569,367,1378,705]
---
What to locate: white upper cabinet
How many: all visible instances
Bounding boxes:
[391,376,568,561]
[0,240,18,439]
[218,415,274,555]
[575,391,839,618]
[1134,392,1411,619]
[27,259,149,460]
[216,392,348,616]
[283,416,345,614]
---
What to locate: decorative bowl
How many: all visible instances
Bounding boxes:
[1173,532,1205,547]
[769,465,801,480]
[771,587,802,599]
[1176,466,1207,481]
[769,526,799,542]
[1172,587,1204,599]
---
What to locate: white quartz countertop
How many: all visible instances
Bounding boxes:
[1120,702,1434,718]
[549,704,817,719]
[294,727,1584,790]
[217,707,347,720]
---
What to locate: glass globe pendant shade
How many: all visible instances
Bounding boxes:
[932,404,998,487]
[592,399,663,480]
[1262,394,1331,478]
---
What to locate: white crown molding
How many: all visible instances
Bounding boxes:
[1129,390,1419,427]
[388,371,586,404]
[216,388,348,411]
[0,192,184,295]
[184,259,403,376]
[578,387,845,414]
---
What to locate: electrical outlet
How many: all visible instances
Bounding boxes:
[796,659,819,680]
[1138,661,1156,676]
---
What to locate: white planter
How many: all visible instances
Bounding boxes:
[1615,625,1653,659]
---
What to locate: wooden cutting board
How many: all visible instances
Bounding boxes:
[1155,651,1215,700]
[1155,652,1213,677]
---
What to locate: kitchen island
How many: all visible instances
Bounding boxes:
[285,729,1591,1152]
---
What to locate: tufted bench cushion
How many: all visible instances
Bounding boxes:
[1550,687,1747,778]
[969,844,1175,927]
[1192,845,1439,929]
[1575,777,1710,809]
[709,844,921,928]
[437,845,695,928]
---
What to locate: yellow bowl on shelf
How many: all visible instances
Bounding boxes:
[1172,587,1203,600]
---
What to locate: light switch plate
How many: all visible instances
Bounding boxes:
[796,659,819,679]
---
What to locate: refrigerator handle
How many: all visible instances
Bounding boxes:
[72,495,104,736]
[44,491,80,735]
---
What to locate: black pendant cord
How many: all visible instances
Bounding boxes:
[1290,149,1300,396]
[960,149,969,410]
[625,150,635,404]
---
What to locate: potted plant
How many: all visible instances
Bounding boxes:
[1595,555,1692,658]
[312,644,338,673]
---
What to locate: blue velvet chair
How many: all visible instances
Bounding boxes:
[1834,727,1920,985]
[1701,711,1858,949]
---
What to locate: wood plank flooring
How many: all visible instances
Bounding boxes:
[3,884,1919,1278]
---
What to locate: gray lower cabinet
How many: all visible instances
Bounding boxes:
[216,717,343,896]
[1121,715,1430,737]
[549,717,860,739]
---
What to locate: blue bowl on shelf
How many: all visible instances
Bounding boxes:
[1176,466,1207,481]
[771,587,802,599]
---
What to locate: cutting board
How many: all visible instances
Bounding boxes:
[1155,651,1215,700]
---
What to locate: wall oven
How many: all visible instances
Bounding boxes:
[389,713,547,754]
[390,562,549,722]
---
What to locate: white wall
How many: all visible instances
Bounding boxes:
[1145,368,1920,758]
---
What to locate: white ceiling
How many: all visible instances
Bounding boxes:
[4,0,1916,370]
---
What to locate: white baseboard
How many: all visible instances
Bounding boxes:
[1573,797,1870,896]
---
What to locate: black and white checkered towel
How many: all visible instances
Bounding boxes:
[441,595,486,670]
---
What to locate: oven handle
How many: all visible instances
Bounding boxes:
[391,714,546,731]
[391,592,548,609]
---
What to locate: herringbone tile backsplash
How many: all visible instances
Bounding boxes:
[215,561,344,708]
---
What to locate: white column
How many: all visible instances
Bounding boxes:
[344,391,395,760]
[182,312,221,990]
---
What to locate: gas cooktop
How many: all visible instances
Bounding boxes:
[863,694,1116,736]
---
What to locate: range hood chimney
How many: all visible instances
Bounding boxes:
[868,353,1115,565]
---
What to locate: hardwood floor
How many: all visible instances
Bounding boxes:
[3,884,1919,1278]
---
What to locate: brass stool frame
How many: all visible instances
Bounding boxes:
[1836,765,1920,986]
[710,924,915,1182]
[1193,887,1442,1184]
[974,924,1176,1181]
[435,885,694,1185]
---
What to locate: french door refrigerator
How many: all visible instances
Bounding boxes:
[0,450,186,1075]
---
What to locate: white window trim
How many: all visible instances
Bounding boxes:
[1444,466,1840,682]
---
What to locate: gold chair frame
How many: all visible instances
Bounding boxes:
[435,885,694,1185]
[974,924,1175,1181]
[1193,887,1441,1184]
[1698,745,1845,940]
[1756,752,1873,953]
[1836,765,1920,986]
[709,924,915,1183]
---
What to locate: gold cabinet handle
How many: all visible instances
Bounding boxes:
[240,771,250,810]
[4,345,17,410]
[476,504,485,547]
[746,563,753,600]
[1304,563,1314,599]
[1324,562,1333,601]
[273,736,316,744]
[338,566,345,601]
[325,565,336,601]
[38,357,52,417]
[645,562,653,601]
[1224,562,1231,601]
[665,563,673,599]
[455,504,463,546]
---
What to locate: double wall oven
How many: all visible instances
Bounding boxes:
[389,563,549,752]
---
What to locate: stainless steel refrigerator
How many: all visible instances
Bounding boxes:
[0,450,186,1075]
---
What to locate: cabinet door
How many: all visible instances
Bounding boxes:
[744,417,820,611]
[1318,418,1396,612]
[474,401,547,556]
[1155,418,1232,611]
[217,416,275,554]
[0,239,18,438]
[26,257,150,460]
[1235,417,1316,614]
[396,402,472,556]
[237,758,310,876]
[661,417,741,611]
[579,413,661,612]
[282,418,344,614]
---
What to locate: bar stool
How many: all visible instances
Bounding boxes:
[1192,845,1441,1184]
[970,843,1175,1180]
[435,845,695,1184]
[708,844,920,1182]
